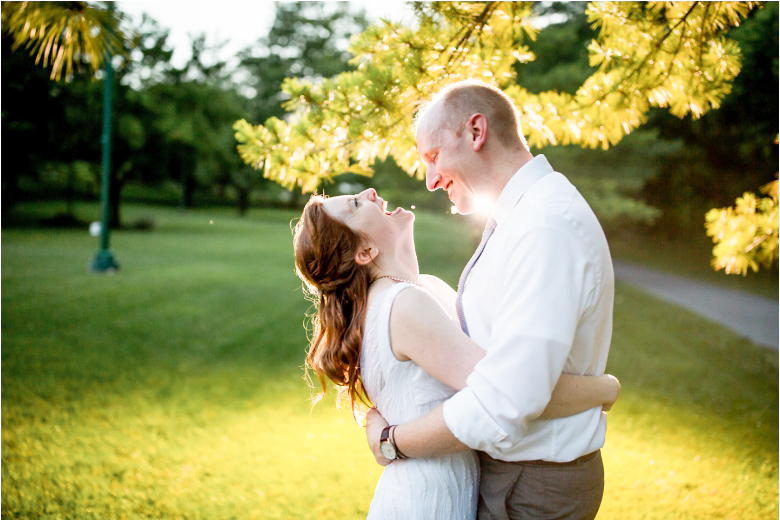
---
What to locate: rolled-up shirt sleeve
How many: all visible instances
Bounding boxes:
[442,218,589,454]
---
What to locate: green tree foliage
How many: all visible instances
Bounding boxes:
[519,2,596,95]
[234,1,757,194]
[1,1,132,222]
[1,7,217,224]
[141,34,249,210]
[1,1,156,227]
[238,1,368,124]
[522,3,664,224]
[0,1,126,81]
[705,178,778,275]
[234,1,369,208]
[2,2,371,220]
[640,1,778,234]
[1,33,60,215]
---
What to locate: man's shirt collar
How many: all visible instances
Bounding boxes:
[491,154,554,226]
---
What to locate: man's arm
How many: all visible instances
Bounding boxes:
[395,277,619,419]
[366,374,620,465]
[366,404,465,466]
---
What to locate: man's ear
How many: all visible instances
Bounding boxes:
[355,245,378,266]
[468,113,488,151]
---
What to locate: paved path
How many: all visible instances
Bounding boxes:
[613,261,779,350]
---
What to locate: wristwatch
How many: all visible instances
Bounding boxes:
[379,425,407,460]
[379,426,398,460]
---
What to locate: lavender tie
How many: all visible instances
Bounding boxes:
[456,217,497,336]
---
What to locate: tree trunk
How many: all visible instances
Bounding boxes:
[1,174,20,219]
[65,164,76,218]
[180,171,195,210]
[237,186,250,216]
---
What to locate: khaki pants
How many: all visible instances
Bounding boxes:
[477,450,604,520]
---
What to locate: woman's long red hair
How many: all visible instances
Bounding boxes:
[293,195,373,414]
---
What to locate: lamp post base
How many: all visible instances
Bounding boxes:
[90,250,120,273]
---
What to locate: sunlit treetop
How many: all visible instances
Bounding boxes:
[705,178,778,275]
[1,1,127,81]
[234,1,760,193]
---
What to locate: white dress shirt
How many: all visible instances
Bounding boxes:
[442,155,614,463]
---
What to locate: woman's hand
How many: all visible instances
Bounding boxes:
[600,374,620,412]
[365,407,392,466]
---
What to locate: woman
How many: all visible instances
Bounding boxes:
[293,188,619,519]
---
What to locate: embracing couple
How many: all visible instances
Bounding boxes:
[294,80,616,520]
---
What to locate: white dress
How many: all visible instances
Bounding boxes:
[361,283,479,520]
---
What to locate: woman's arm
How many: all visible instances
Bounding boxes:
[389,287,483,390]
[390,287,620,416]
[539,373,620,419]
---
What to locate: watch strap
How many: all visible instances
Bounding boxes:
[389,425,408,460]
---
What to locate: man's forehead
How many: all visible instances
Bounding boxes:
[418,101,453,145]
[417,100,440,127]
[417,114,442,149]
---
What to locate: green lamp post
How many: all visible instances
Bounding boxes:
[90,4,119,272]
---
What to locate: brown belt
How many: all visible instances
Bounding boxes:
[522,450,600,467]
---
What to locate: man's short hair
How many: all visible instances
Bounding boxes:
[416,80,527,150]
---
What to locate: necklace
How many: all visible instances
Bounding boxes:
[376,275,422,287]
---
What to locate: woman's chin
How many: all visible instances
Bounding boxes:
[387,207,415,221]
[400,208,415,223]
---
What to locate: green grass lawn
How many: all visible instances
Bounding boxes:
[2,202,777,519]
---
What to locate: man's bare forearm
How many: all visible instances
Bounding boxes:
[392,404,470,458]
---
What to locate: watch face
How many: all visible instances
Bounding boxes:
[379,441,396,460]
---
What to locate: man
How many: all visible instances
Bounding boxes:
[365,80,615,519]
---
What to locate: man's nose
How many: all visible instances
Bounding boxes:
[426,167,440,192]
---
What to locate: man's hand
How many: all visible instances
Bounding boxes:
[365,407,391,466]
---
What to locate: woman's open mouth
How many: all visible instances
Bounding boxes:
[380,196,406,216]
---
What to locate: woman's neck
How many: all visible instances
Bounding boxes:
[374,241,420,284]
